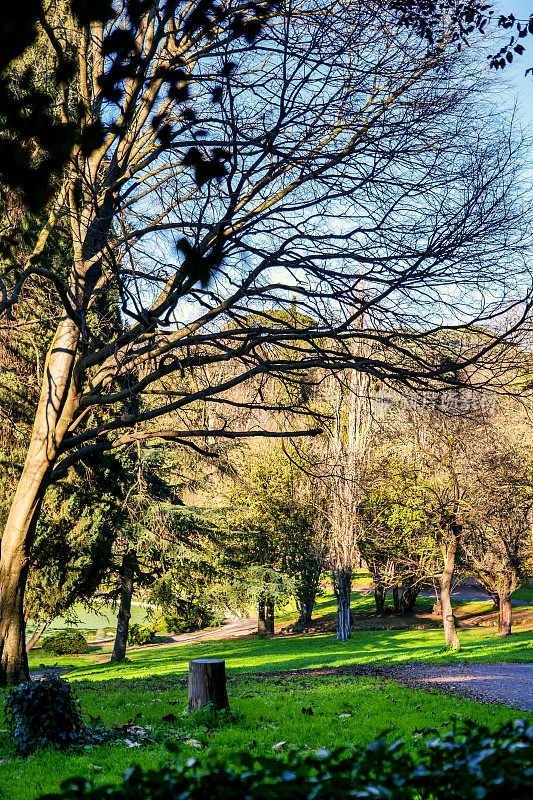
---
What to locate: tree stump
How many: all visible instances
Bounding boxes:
[188,659,229,713]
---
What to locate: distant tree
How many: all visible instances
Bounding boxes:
[228,447,324,634]
[459,439,533,635]
[359,462,438,615]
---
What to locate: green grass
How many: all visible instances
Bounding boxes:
[512,586,533,604]
[26,623,533,682]
[0,670,530,800]
[277,588,444,625]
[7,592,533,799]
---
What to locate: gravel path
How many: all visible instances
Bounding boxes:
[374,662,533,711]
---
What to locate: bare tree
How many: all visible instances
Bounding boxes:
[0,0,531,684]
[460,436,533,636]
[321,356,373,640]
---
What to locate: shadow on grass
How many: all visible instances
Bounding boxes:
[64,627,533,686]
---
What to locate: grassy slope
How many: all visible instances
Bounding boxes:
[27,585,532,678]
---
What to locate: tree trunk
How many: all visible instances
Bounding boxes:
[188,658,229,713]
[265,599,275,634]
[25,619,52,652]
[333,568,352,641]
[0,316,80,686]
[498,593,512,636]
[401,581,419,616]
[374,583,386,614]
[392,585,400,612]
[297,598,314,629]
[440,537,460,650]
[257,600,267,635]
[111,550,136,662]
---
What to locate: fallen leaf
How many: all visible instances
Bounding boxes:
[185,739,202,749]
[273,741,287,751]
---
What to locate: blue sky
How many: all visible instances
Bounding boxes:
[497,1,533,133]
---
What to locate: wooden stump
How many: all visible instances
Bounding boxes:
[188,659,229,713]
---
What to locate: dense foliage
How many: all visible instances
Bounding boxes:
[37,718,533,799]
[41,630,88,655]
[126,624,154,647]
[4,676,107,756]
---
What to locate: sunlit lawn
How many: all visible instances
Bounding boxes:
[1,668,531,800]
[26,621,533,684]
[7,584,532,799]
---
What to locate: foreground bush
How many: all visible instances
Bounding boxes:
[126,624,154,646]
[38,718,533,799]
[42,630,88,655]
[5,676,111,756]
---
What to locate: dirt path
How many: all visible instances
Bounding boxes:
[372,662,533,712]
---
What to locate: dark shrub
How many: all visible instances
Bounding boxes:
[36,718,533,799]
[42,629,88,655]
[127,623,154,646]
[5,676,86,756]
[5,676,115,757]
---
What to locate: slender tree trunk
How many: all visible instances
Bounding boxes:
[333,568,352,641]
[392,585,400,613]
[25,619,52,652]
[374,583,386,614]
[498,593,512,636]
[439,536,460,650]
[111,550,136,662]
[265,599,275,634]
[0,317,80,686]
[257,600,267,635]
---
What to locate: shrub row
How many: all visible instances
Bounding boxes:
[38,717,533,799]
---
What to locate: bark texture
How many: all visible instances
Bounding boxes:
[374,583,386,614]
[334,568,352,641]
[111,550,136,662]
[257,600,267,635]
[498,594,512,636]
[440,535,460,650]
[401,581,419,616]
[265,599,275,634]
[392,585,400,612]
[0,317,79,685]
[188,658,229,713]
[297,598,314,629]
[257,600,267,636]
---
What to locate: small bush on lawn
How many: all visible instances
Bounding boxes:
[37,718,533,799]
[42,630,87,655]
[163,603,218,634]
[5,676,111,757]
[127,624,154,646]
